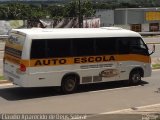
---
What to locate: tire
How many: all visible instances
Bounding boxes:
[61,76,77,94]
[129,70,142,85]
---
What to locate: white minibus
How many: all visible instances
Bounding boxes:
[3,27,154,93]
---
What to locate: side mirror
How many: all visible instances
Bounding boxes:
[149,44,155,55]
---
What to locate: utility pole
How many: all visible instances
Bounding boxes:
[78,0,83,28]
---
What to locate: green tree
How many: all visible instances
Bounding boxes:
[0,1,95,20]
[81,0,95,17]
[0,4,9,19]
[64,0,95,17]
[46,5,65,18]
[64,0,79,17]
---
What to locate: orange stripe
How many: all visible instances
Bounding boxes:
[4,54,151,67]
[115,54,151,63]
[4,54,21,65]
[5,41,23,51]
[4,54,30,66]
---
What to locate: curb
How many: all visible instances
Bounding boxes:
[103,103,160,114]
[0,80,11,84]
[146,42,160,44]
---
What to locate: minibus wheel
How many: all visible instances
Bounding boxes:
[61,75,78,94]
[129,70,142,85]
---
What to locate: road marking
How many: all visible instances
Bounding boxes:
[100,103,160,114]
[153,69,160,71]
[89,85,141,93]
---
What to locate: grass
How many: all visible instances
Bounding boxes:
[0,76,4,80]
[152,64,160,69]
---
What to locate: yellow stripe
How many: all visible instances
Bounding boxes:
[4,54,29,66]
[4,54,151,67]
[5,41,23,51]
[4,54,21,65]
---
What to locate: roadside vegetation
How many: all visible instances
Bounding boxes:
[0,0,159,20]
[0,76,4,80]
[0,0,95,20]
[152,64,160,69]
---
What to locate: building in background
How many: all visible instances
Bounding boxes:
[96,9,114,27]
[96,7,160,32]
[0,17,100,35]
[27,17,100,28]
[83,18,100,28]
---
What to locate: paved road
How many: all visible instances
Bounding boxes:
[0,70,160,114]
[143,36,160,43]
[148,44,160,58]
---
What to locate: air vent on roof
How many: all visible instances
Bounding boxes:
[101,27,123,30]
[31,28,42,29]
[42,30,53,32]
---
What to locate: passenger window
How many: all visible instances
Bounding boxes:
[31,40,46,59]
[118,38,130,54]
[47,39,71,58]
[72,38,95,56]
[95,38,117,55]
[31,39,71,59]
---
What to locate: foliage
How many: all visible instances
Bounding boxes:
[0,3,47,19]
[0,0,159,20]
[152,64,160,69]
[0,0,95,20]
[93,0,159,9]
[63,0,95,17]
[0,76,4,80]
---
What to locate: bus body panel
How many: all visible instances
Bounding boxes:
[4,60,29,87]
[117,61,151,80]
[4,60,151,88]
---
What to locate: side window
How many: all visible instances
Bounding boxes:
[130,37,148,55]
[72,38,95,56]
[95,38,117,55]
[47,39,71,58]
[31,40,46,59]
[118,37,148,55]
[118,38,130,54]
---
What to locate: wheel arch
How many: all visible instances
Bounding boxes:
[61,72,80,85]
[130,67,144,78]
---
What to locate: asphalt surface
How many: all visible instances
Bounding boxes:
[0,70,160,115]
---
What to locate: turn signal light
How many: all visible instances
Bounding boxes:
[19,64,26,72]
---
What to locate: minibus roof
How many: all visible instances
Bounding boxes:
[11,27,141,39]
